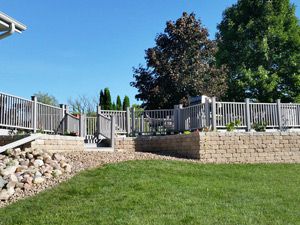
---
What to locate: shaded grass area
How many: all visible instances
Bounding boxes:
[0,160,299,225]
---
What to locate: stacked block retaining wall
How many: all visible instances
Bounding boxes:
[115,132,300,163]
[0,135,84,152]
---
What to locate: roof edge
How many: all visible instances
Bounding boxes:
[0,11,27,31]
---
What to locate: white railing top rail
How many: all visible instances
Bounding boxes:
[0,91,62,110]
[37,102,62,110]
[182,103,205,109]
[143,109,174,112]
[0,91,33,102]
[100,110,126,113]
[249,102,277,105]
[216,101,245,104]
[66,112,79,120]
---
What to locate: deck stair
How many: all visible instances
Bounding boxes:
[0,134,42,153]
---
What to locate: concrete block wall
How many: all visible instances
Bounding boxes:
[115,132,201,159]
[30,135,85,152]
[0,135,84,152]
[199,132,300,163]
[115,132,300,163]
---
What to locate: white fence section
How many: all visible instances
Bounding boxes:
[249,103,278,128]
[98,114,112,139]
[281,103,300,128]
[0,92,64,133]
[181,103,207,130]
[99,110,127,134]
[133,109,175,135]
[215,102,247,128]
[65,113,80,134]
[0,92,34,130]
[1,91,300,145]
[85,116,97,143]
[96,98,300,136]
[37,102,62,132]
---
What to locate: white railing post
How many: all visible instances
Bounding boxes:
[65,104,69,133]
[141,114,144,134]
[31,96,37,133]
[97,105,101,138]
[111,115,115,148]
[59,104,65,134]
[174,104,183,131]
[211,97,217,131]
[131,107,135,136]
[205,98,210,128]
[79,114,86,138]
[277,99,282,131]
[245,98,251,132]
[126,107,131,136]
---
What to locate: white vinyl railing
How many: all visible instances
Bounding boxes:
[65,113,80,135]
[84,116,97,143]
[98,114,112,139]
[0,92,64,133]
[216,102,247,128]
[0,92,34,130]
[281,103,300,128]
[249,103,278,127]
[133,109,175,134]
[97,99,300,136]
[99,110,127,134]
[2,91,300,142]
[86,116,97,136]
[37,102,62,132]
[181,103,207,130]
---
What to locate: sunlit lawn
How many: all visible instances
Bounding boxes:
[0,160,299,225]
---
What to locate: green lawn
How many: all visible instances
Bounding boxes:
[0,160,299,225]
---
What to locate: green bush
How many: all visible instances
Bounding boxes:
[252,122,267,132]
[226,120,241,131]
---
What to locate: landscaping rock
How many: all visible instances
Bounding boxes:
[1,150,189,207]
[7,174,18,183]
[52,169,63,177]
[6,187,15,198]
[26,153,34,160]
[0,177,7,189]
[6,181,17,189]
[33,159,44,167]
[33,177,45,184]
[0,189,10,201]
[52,153,63,161]
[64,164,72,173]
[0,166,17,176]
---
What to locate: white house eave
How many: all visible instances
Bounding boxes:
[0,20,22,33]
[0,11,27,32]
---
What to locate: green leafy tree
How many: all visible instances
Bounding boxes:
[122,96,130,110]
[131,12,227,109]
[132,104,141,109]
[103,88,112,110]
[217,0,300,102]
[34,92,59,106]
[99,90,105,108]
[116,95,122,110]
[111,102,116,110]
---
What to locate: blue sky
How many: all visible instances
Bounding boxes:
[1,0,299,105]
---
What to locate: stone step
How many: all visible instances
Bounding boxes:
[84,147,114,152]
